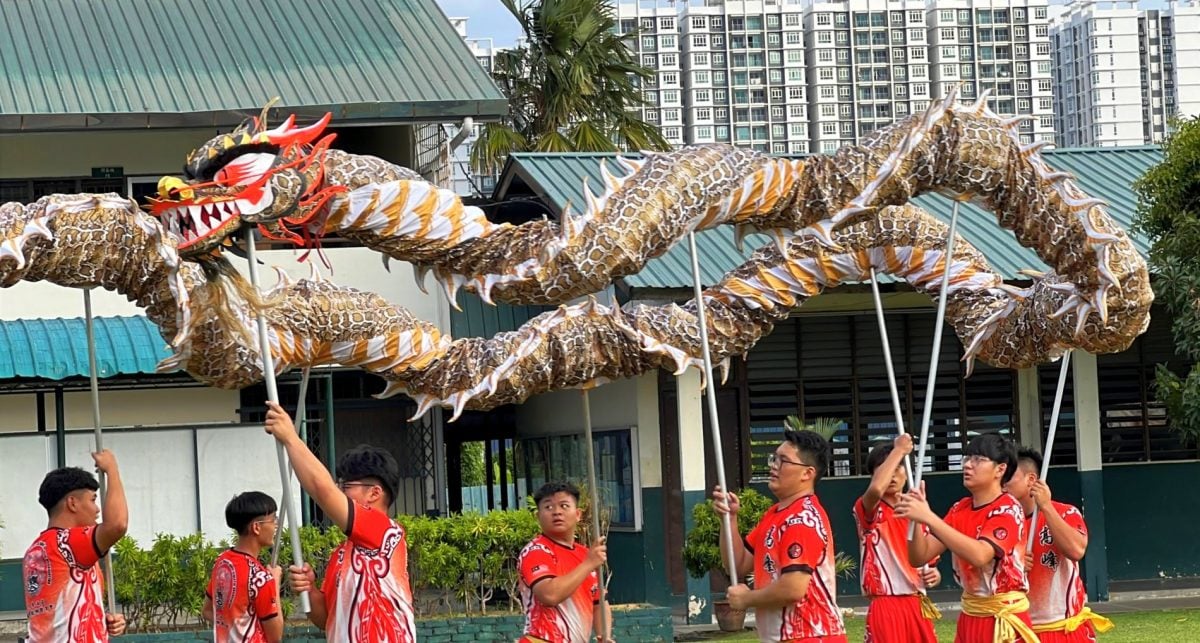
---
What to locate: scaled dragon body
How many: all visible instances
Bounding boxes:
[0,92,1153,418]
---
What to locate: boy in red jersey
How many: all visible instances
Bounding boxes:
[265,401,415,642]
[203,491,283,642]
[516,481,613,643]
[898,432,1037,643]
[23,451,128,642]
[712,429,848,643]
[1004,447,1113,642]
[854,434,942,642]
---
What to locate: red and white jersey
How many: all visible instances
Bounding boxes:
[517,534,599,643]
[207,549,280,642]
[745,494,846,642]
[943,493,1028,597]
[23,527,108,643]
[321,501,416,642]
[853,497,932,597]
[1026,501,1089,625]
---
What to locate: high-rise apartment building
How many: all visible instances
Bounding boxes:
[928,0,1056,145]
[617,0,1057,152]
[1052,1,1200,147]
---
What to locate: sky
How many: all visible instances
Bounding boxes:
[435,0,1175,49]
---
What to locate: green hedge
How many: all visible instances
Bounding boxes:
[111,511,544,632]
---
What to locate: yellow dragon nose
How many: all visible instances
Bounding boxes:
[157,176,194,200]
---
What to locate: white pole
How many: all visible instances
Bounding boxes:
[272,368,312,567]
[1027,351,1073,554]
[244,229,311,614]
[686,231,740,583]
[910,202,961,539]
[580,390,609,641]
[83,290,117,614]
[868,268,917,488]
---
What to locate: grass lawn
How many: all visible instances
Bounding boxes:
[697,608,1200,642]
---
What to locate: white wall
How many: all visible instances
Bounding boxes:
[0,425,298,556]
[0,387,240,433]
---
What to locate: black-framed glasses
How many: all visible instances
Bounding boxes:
[767,453,815,470]
[337,481,380,492]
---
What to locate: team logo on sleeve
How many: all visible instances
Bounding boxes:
[993,527,1008,541]
[24,543,50,595]
[787,543,802,560]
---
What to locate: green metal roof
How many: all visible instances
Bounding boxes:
[449,293,555,339]
[0,316,172,380]
[496,146,1162,289]
[0,0,506,130]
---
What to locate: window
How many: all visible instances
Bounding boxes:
[819,68,834,81]
[694,70,710,83]
[640,18,654,30]
[822,122,837,135]
[693,34,708,48]
[711,16,723,28]
[941,27,955,40]
[771,124,785,138]
[696,108,712,120]
[909,10,923,24]
[788,87,804,100]
[766,14,780,28]
[768,33,781,46]
[817,13,831,26]
[1016,80,1029,93]
[941,46,956,58]
[664,127,681,139]
[787,50,803,63]
[694,52,709,65]
[837,31,848,45]
[715,107,728,119]
[712,35,725,47]
[1040,115,1054,129]
[663,72,678,85]
[768,51,782,65]
[1039,97,1052,110]
[1035,25,1047,38]
[662,54,677,66]
[1017,98,1030,110]
[895,84,908,97]
[770,87,784,100]
[790,123,806,137]
[663,109,680,122]
[663,90,680,103]
[1037,79,1051,92]
[786,32,801,44]
[697,126,713,139]
[789,105,805,118]
[821,104,836,116]
[660,17,674,30]
[714,89,727,101]
[786,13,801,27]
[716,125,729,141]
[520,429,641,528]
[913,83,928,96]
[691,16,707,29]
[696,89,710,102]
[661,35,676,48]
[818,49,833,62]
[641,55,655,67]
[643,90,657,103]
[892,29,905,44]
[1016,61,1027,75]
[770,106,784,119]
[642,36,656,49]
[911,47,925,60]
[730,16,744,30]
[909,28,924,42]
[940,9,954,23]
[821,140,839,153]
[1035,7,1046,20]
[912,65,927,78]
[818,31,832,44]
[942,64,957,77]
[713,52,725,65]
[1036,43,1049,56]
[1015,26,1026,38]
[838,85,851,99]
[891,11,904,25]
[820,86,834,99]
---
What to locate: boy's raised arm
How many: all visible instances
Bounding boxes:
[264,401,350,531]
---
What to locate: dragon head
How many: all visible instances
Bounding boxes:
[150,106,346,258]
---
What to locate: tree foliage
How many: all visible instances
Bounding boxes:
[471,0,670,175]
[1133,116,1200,441]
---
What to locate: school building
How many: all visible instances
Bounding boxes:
[1,0,1197,625]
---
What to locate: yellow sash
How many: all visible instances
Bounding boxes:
[919,594,943,621]
[960,591,1041,643]
[1031,606,1115,634]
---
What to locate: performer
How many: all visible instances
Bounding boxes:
[203,491,284,642]
[23,451,128,642]
[516,481,613,643]
[712,429,848,642]
[854,434,941,642]
[898,433,1037,643]
[1004,448,1113,641]
[265,401,415,642]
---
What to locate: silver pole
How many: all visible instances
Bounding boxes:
[1026,351,1073,554]
[272,368,312,567]
[910,202,961,540]
[687,231,740,583]
[868,268,917,488]
[244,229,311,614]
[83,290,117,614]
[580,390,608,641]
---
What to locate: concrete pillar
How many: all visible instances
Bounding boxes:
[1017,366,1043,449]
[1072,352,1109,600]
[635,373,670,605]
[676,368,712,623]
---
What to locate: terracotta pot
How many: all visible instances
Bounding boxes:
[713,599,747,632]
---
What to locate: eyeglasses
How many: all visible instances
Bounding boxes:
[964,455,994,466]
[337,481,380,492]
[767,453,815,470]
[254,514,279,525]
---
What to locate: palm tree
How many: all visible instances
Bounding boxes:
[471,0,671,176]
